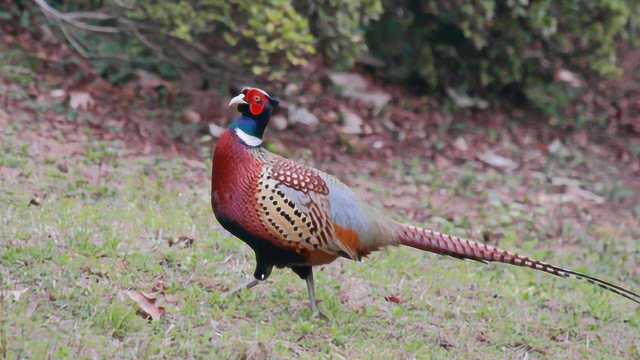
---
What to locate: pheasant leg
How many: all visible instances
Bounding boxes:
[305,271,328,319]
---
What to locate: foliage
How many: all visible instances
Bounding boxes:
[126,0,315,79]
[366,0,639,107]
[32,0,381,83]
[27,0,640,116]
[303,0,383,68]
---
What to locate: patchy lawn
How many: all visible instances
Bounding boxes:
[1,40,640,359]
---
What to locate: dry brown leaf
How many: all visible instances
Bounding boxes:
[50,89,66,98]
[477,151,519,171]
[384,295,402,304]
[69,91,95,111]
[453,137,469,152]
[125,290,165,320]
[339,107,363,135]
[271,115,288,130]
[57,162,69,173]
[555,68,583,88]
[168,235,195,248]
[439,337,454,350]
[183,109,201,124]
[135,70,172,91]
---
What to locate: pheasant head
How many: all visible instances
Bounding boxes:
[228,87,279,146]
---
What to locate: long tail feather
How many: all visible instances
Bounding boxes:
[395,224,640,304]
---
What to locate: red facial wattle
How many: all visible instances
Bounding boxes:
[246,89,267,116]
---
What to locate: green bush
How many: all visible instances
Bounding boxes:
[366,0,639,107]
[28,0,640,116]
[303,0,383,68]
[128,0,315,79]
[34,0,381,82]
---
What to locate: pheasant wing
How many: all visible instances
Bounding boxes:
[254,155,393,260]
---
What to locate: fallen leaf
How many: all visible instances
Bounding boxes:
[183,109,201,124]
[476,331,489,343]
[446,88,488,109]
[339,107,363,135]
[555,68,583,88]
[135,69,172,91]
[547,139,567,155]
[439,337,454,350]
[328,72,391,113]
[50,88,66,98]
[453,137,469,152]
[384,295,402,304]
[125,290,165,320]
[271,115,288,131]
[57,162,69,173]
[69,91,95,111]
[168,235,195,248]
[194,276,222,292]
[477,151,519,171]
[288,105,319,126]
[537,181,605,205]
[565,186,605,204]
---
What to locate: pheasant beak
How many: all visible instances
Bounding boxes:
[228,93,248,107]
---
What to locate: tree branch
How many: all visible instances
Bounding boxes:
[33,0,119,33]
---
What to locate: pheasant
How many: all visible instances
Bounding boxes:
[211,87,640,316]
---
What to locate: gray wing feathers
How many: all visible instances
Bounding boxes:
[322,174,396,251]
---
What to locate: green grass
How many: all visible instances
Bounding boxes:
[1,120,640,359]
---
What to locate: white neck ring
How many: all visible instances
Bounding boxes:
[235,128,262,147]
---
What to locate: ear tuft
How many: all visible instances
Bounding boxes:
[269,97,280,108]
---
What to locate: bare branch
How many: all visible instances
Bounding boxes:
[65,12,117,22]
[31,0,247,83]
[33,0,119,33]
[59,24,89,58]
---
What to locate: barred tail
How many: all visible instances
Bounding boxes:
[395,224,640,305]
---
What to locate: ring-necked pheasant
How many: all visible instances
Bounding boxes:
[211,87,640,316]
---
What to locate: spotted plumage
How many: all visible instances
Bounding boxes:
[251,154,369,262]
[270,160,329,194]
[212,87,640,316]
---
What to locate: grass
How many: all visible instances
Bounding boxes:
[1,46,640,357]
[1,119,640,359]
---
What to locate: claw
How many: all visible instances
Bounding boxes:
[223,278,259,299]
